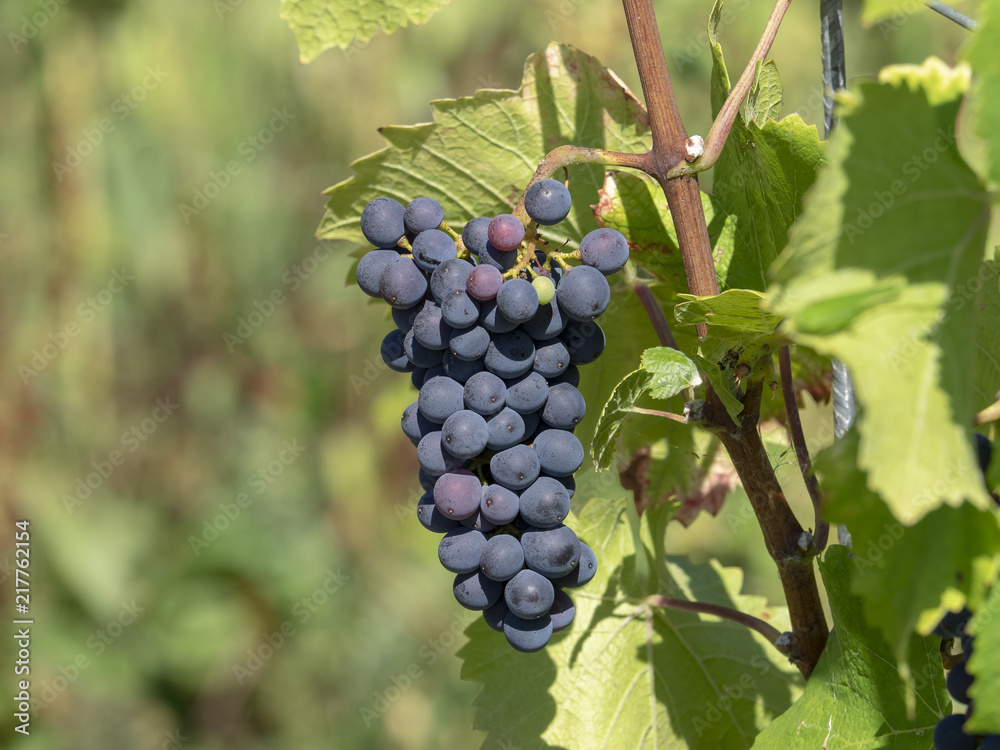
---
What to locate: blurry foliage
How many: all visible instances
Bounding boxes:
[0,0,971,747]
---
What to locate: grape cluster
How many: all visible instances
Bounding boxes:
[932,434,995,750]
[355,182,628,652]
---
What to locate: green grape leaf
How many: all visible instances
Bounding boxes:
[459,496,802,750]
[280,0,450,64]
[591,347,700,472]
[674,289,782,338]
[816,430,1000,662]
[975,260,1000,410]
[318,43,651,249]
[640,346,703,399]
[708,1,826,293]
[593,170,737,291]
[967,0,1000,191]
[744,60,783,126]
[592,369,655,472]
[967,584,1000,733]
[673,289,783,420]
[767,58,994,523]
[750,545,949,749]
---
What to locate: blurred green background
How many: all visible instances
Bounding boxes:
[0,1,974,748]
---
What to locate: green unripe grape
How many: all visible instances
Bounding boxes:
[532,275,556,305]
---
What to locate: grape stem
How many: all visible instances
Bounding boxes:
[648,595,788,653]
[974,397,1000,427]
[778,346,829,551]
[628,407,686,423]
[632,282,678,350]
[667,0,793,179]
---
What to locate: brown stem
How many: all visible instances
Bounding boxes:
[512,145,651,224]
[628,407,687,423]
[701,381,829,678]
[648,595,786,651]
[974,397,1000,426]
[621,0,718,340]
[778,346,829,551]
[632,282,678,349]
[668,0,794,179]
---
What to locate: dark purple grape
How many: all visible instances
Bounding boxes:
[519,476,571,528]
[404,196,445,234]
[480,534,525,581]
[524,179,572,226]
[505,569,554,619]
[418,375,465,423]
[380,329,413,372]
[541,383,586,429]
[561,320,606,365]
[461,217,491,256]
[579,227,630,275]
[467,264,503,301]
[490,444,541,491]
[453,571,504,610]
[504,371,549,415]
[933,714,976,750]
[438,527,488,573]
[416,493,459,533]
[360,197,405,248]
[557,265,610,321]
[379,256,428,309]
[480,484,519,525]
[947,661,974,704]
[533,339,571,379]
[552,542,595,588]
[433,469,483,519]
[504,613,552,652]
[430,258,475,303]
[417,432,468,476]
[496,278,539,324]
[413,305,452,351]
[463,371,507,416]
[549,589,575,632]
[521,524,581,578]
[441,410,489,459]
[484,330,535,379]
[412,229,458,273]
[441,288,481,329]
[402,401,436,445]
[356,249,399,297]
[533,429,584,477]
[487,214,525,252]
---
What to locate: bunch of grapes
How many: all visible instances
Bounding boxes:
[932,434,996,750]
[354,180,629,652]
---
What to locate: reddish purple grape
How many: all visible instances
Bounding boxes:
[487,214,525,252]
[467,264,503,301]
